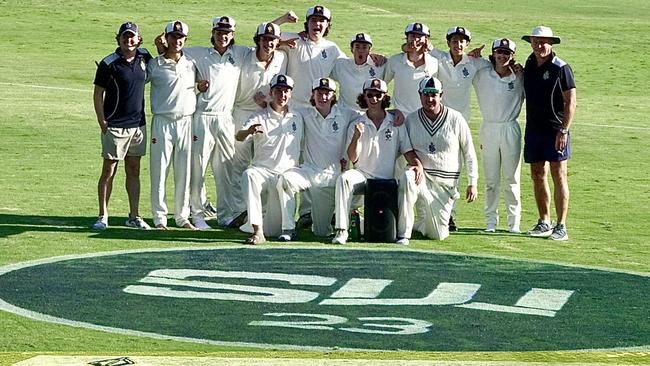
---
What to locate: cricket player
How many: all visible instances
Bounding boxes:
[92,22,152,230]
[522,26,576,241]
[231,23,288,228]
[428,26,490,123]
[398,77,478,242]
[236,74,304,244]
[280,6,346,108]
[331,33,385,112]
[277,78,360,240]
[384,22,439,115]
[181,16,250,230]
[474,39,524,233]
[332,78,423,245]
[147,20,197,230]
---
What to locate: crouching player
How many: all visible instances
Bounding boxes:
[236,74,303,244]
[277,78,360,240]
[398,77,478,242]
[332,78,422,245]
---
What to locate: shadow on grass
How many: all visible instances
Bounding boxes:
[0,213,335,245]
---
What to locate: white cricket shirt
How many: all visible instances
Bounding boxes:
[331,57,385,111]
[243,106,304,174]
[384,52,438,115]
[346,112,412,179]
[474,67,524,124]
[147,55,197,118]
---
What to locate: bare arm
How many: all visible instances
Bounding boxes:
[93,85,107,133]
[235,123,263,142]
[556,88,576,151]
[403,150,423,185]
[346,123,364,164]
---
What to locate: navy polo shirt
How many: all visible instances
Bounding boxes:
[523,52,575,134]
[93,48,152,128]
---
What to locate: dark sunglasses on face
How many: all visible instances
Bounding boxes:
[365,91,383,99]
[495,49,513,55]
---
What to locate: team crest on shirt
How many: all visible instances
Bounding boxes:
[332,121,339,132]
[384,129,393,141]
[291,121,297,133]
[543,71,550,80]
[193,135,198,142]
[321,50,328,59]
[462,67,469,78]
[369,67,376,77]
[227,55,235,65]
[151,138,157,144]
[508,81,515,91]
[428,142,436,153]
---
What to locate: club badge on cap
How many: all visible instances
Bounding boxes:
[165,20,189,37]
[405,22,430,37]
[492,38,516,53]
[255,22,281,39]
[350,33,373,46]
[446,26,471,41]
[312,77,336,91]
[306,5,331,21]
[213,16,236,32]
[522,25,561,44]
[271,74,294,89]
[363,78,388,93]
[419,77,443,94]
[118,22,139,36]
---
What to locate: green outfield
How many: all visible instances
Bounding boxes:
[1,0,649,365]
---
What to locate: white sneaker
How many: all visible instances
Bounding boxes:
[396,237,409,245]
[485,223,497,233]
[509,226,521,234]
[331,229,348,245]
[192,218,211,230]
[125,216,151,230]
[92,216,108,230]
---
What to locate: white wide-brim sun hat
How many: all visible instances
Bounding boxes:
[522,25,561,44]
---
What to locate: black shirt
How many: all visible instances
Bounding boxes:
[94,48,152,128]
[523,52,575,134]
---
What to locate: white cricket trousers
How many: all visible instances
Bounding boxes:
[242,166,282,237]
[398,170,459,241]
[150,114,192,227]
[479,121,522,230]
[334,169,368,230]
[277,165,336,236]
[190,112,246,225]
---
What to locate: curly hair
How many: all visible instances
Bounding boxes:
[356,93,391,109]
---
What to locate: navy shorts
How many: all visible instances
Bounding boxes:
[523,131,571,163]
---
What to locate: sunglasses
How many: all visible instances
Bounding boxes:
[365,91,383,99]
[495,49,513,55]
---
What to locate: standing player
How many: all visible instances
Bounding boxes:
[474,39,524,233]
[280,6,346,108]
[522,26,576,241]
[429,26,489,123]
[398,77,478,242]
[331,33,385,112]
[92,22,152,230]
[147,20,197,230]
[277,78,359,240]
[183,16,250,229]
[332,78,423,245]
[236,74,304,245]
[384,22,438,115]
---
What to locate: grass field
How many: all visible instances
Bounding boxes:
[1,0,649,364]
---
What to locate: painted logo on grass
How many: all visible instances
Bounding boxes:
[0,247,648,351]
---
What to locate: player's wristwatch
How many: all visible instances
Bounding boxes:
[559,127,569,135]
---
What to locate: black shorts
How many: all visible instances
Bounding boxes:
[523,131,571,163]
